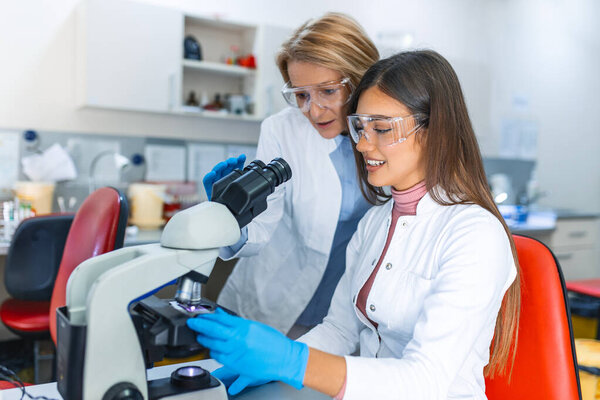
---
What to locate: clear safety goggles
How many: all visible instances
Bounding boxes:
[347,113,426,147]
[281,78,352,112]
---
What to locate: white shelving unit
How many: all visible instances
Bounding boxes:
[180,14,259,119]
[75,0,291,122]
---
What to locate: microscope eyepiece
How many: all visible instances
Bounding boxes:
[265,157,292,186]
[211,157,292,228]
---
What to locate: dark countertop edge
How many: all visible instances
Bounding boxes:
[509,227,555,235]
[554,210,600,220]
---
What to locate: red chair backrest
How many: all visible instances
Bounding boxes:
[48,187,128,344]
[485,235,581,400]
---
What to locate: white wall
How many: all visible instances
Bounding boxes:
[487,0,600,212]
[0,0,598,211]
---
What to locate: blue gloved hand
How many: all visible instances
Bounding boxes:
[211,366,271,395]
[203,154,246,200]
[187,308,309,390]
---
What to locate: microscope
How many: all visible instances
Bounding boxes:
[55,158,291,400]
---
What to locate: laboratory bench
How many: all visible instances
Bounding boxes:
[0,359,328,400]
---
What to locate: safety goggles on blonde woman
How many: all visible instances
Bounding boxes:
[281,78,352,112]
[347,113,426,147]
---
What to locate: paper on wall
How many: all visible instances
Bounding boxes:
[500,118,539,160]
[144,144,186,181]
[187,143,227,200]
[226,144,257,166]
[21,143,77,182]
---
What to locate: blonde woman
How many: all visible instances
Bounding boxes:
[204,12,379,338]
[191,50,521,399]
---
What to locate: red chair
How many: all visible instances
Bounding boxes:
[0,187,128,384]
[485,235,582,399]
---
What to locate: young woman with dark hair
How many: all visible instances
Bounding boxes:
[189,50,520,400]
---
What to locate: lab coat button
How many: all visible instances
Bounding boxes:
[369,304,376,312]
[385,263,392,270]
[401,221,408,227]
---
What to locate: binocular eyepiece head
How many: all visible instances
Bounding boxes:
[211,157,292,228]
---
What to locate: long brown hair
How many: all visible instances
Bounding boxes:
[276,12,379,91]
[349,50,521,377]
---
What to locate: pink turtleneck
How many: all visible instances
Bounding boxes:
[335,181,428,400]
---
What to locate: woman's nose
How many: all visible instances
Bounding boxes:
[308,100,327,118]
[355,135,373,152]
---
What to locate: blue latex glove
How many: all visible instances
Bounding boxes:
[203,154,246,200]
[211,366,271,396]
[187,308,309,390]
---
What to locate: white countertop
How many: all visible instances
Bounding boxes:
[0,359,328,399]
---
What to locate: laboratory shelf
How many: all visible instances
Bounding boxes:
[170,107,263,122]
[182,60,256,77]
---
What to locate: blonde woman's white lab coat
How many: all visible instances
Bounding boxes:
[218,107,345,334]
[300,192,517,400]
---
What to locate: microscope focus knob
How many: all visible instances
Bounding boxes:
[102,382,143,400]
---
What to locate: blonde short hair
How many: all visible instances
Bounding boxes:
[276,12,379,90]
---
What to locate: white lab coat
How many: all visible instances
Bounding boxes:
[218,107,346,333]
[300,192,517,400]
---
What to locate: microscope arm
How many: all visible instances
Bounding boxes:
[66,201,240,324]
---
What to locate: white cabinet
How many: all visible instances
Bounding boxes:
[550,218,600,281]
[528,217,600,281]
[75,0,291,121]
[75,0,183,113]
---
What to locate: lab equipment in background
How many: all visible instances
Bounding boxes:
[128,183,167,229]
[483,157,535,205]
[225,94,246,115]
[23,129,41,153]
[236,54,256,69]
[225,44,240,65]
[1,198,38,243]
[1,201,17,242]
[184,35,202,60]
[55,158,291,400]
[14,181,56,215]
[203,93,224,111]
[56,196,78,213]
[186,91,200,106]
[88,150,130,194]
[489,173,512,205]
[161,181,199,222]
